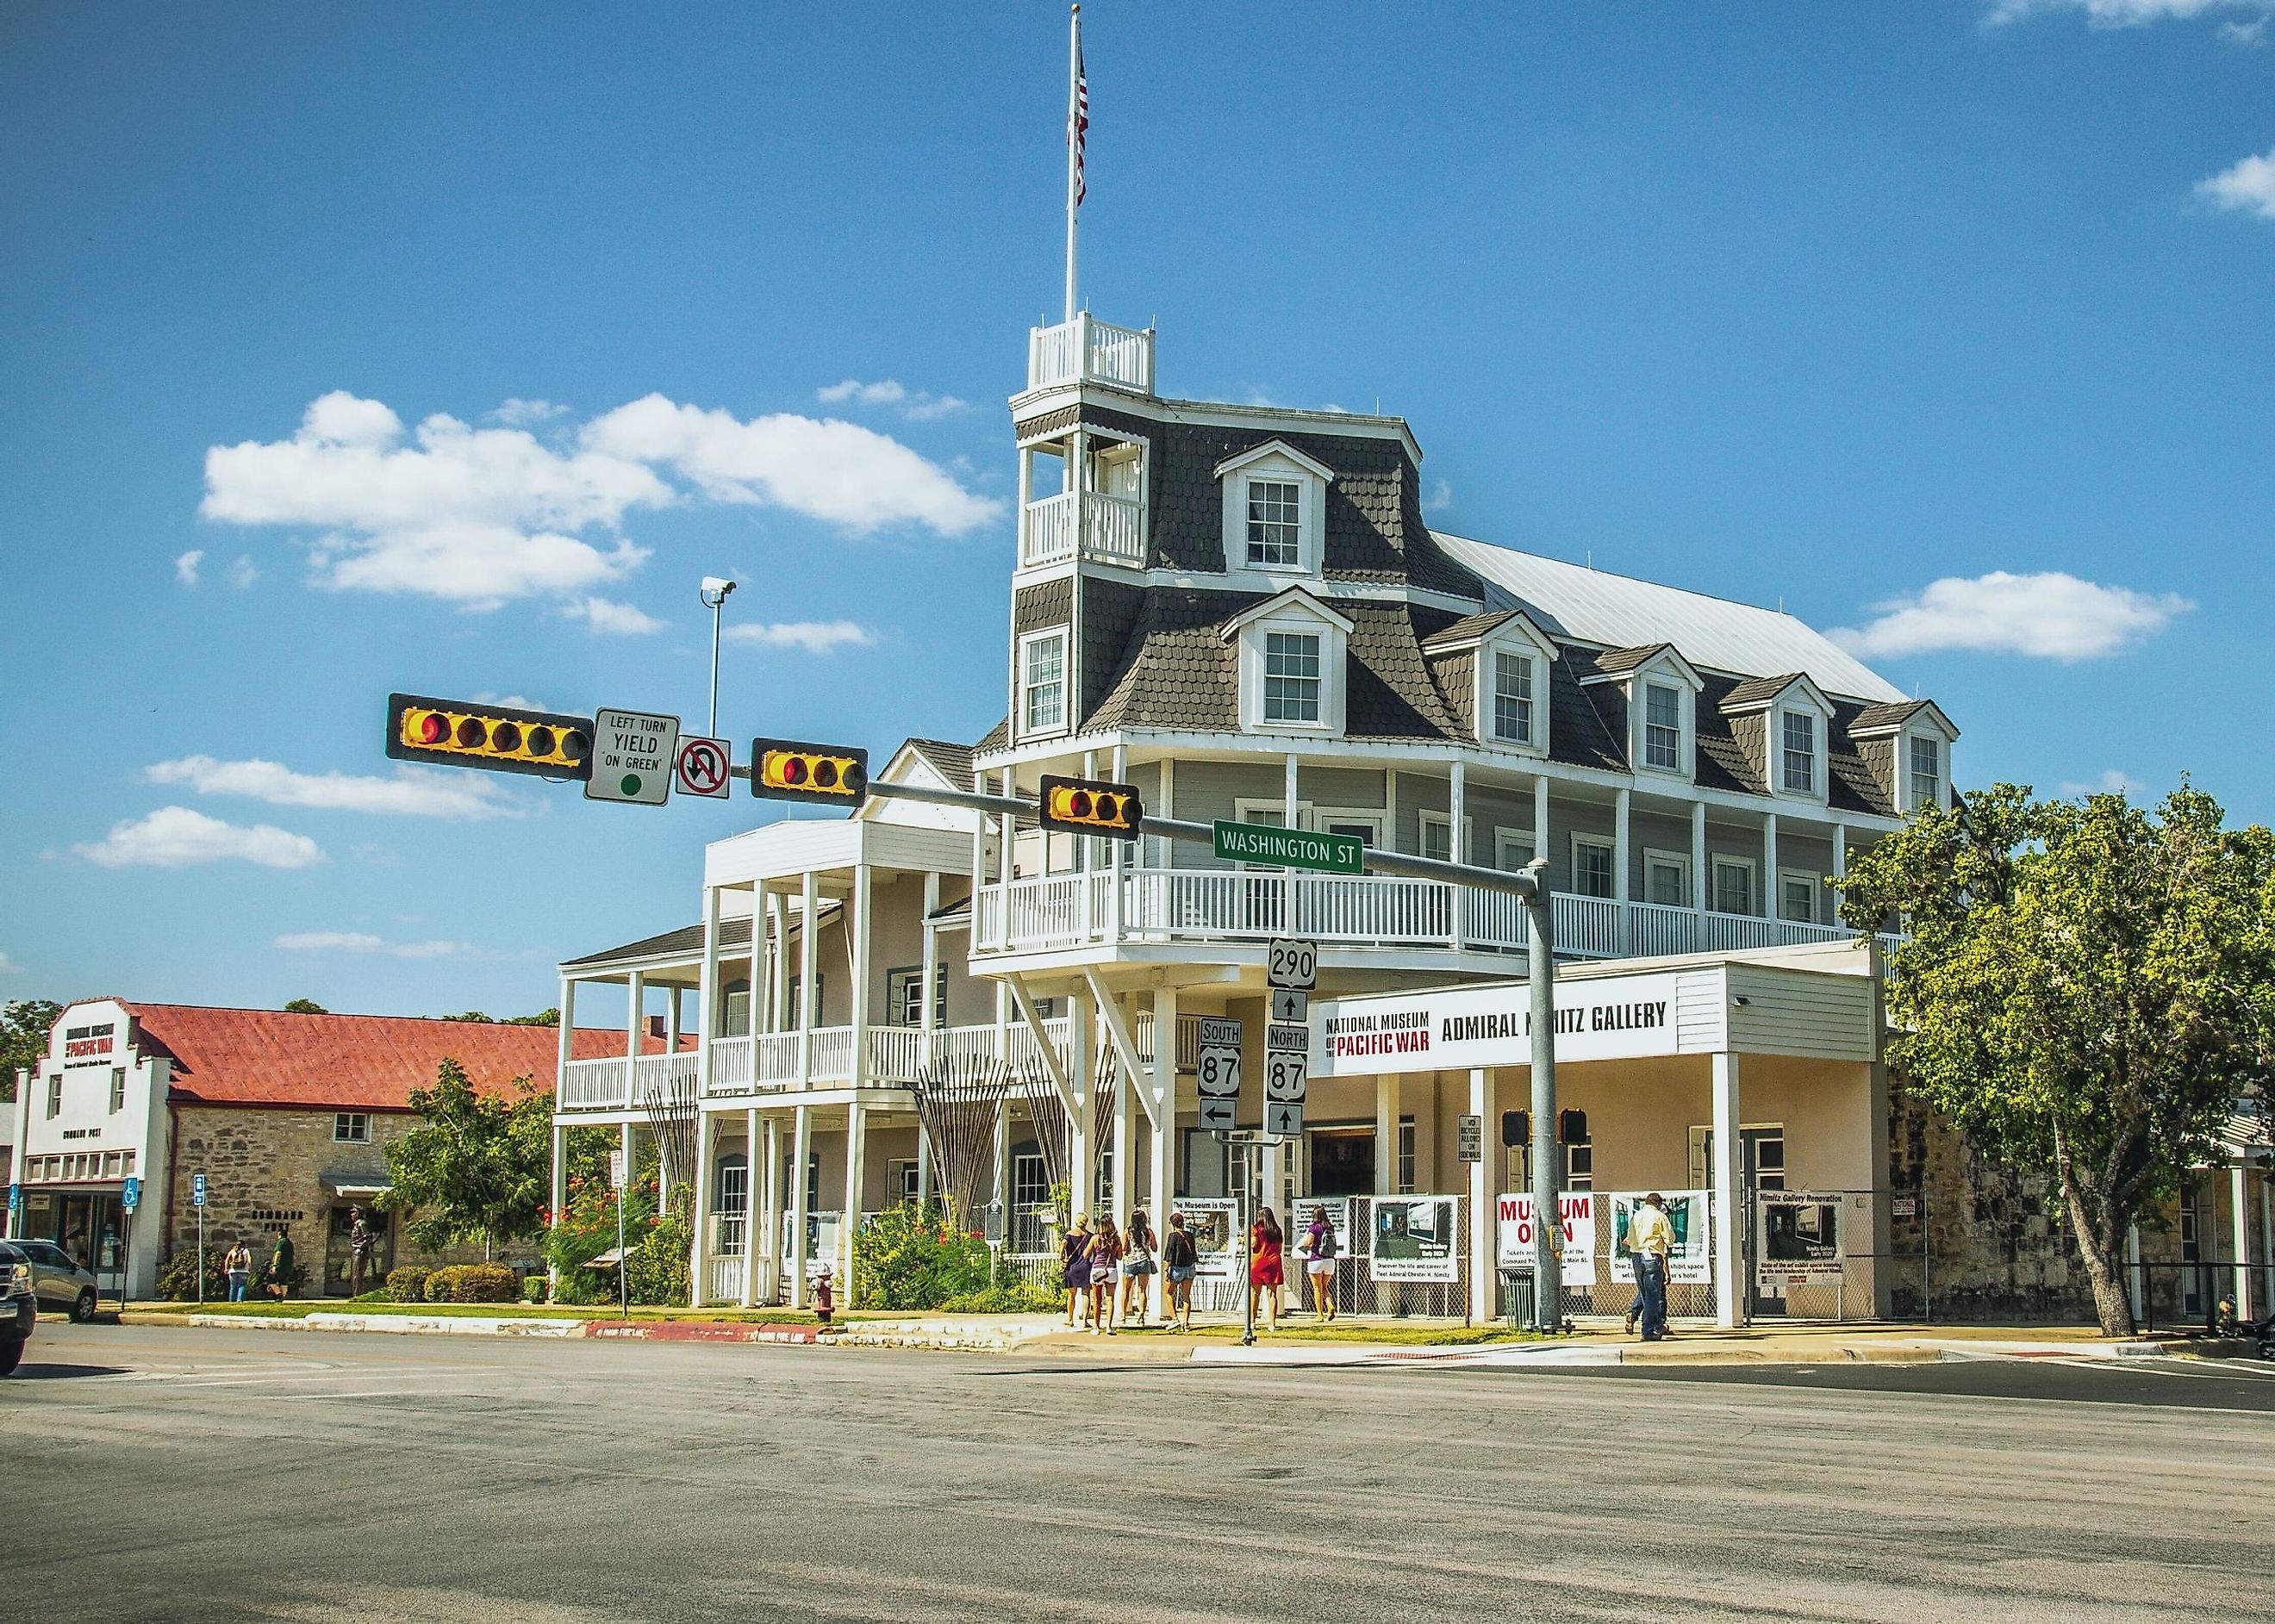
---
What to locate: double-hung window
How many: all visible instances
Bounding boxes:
[1781,711,1816,794]
[1574,837,1616,899]
[1644,851,1689,908]
[1780,871,1819,924]
[1246,481,1300,568]
[47,1074,61,1119]
[109,1068,125,1114]
[1910,736,1942,809]
[1643,683,1682,771]
[1021,631,1066,736]
[1713,858,1755,916]
[1262,632,1321,724]
[1492,651,1534,744]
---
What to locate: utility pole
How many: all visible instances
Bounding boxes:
[700,577,736,737]
[1524,858,1561,1331]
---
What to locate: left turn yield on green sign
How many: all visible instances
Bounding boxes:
[585,708,680,806]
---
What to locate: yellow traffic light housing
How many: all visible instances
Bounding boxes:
[1037,775,1144,842]
[751,738,869,806]
[385,693,592,779]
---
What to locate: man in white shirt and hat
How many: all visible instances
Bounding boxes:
[1628,1192,1674,1342]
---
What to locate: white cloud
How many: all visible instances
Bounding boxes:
[724,619,876,654]
[1987,0,2275,24]
[275,930,476,958]
[564,596,665,635]
[475,692,550,712]
[203,389,997,612]
[146,755,528,820]
[1424,478,1454,513]
[2197,148,2275,219]
[585,395,1000,535]
[0,951,19,975]
[815,378,969,420]
[489,398,568,427]
[1829,570,2192,662]
[74,806,324,869]
[174,549,203,587]
[2061,768,2148,798]
[227,554,259,588]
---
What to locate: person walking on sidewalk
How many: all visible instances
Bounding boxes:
[1249,1206,1285,1334]
[1119,1209,1157,1328]
[1088,1215,1124,1335]
[223,1241,252,1303]
[1299,1205,1337,1323]
[1162,1213,1199,1331]
[1629,1193,1674,1342]
[1061,1213,1095,1329]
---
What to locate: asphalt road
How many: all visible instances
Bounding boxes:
[5,1322,2273,1624]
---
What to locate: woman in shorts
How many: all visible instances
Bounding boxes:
[1118,1208,1157,1328]
[1162,1212,1199,1331]
[1248,1206,1285,1333]
[1087,1214,1124,1335]
[1060,1212,1094,1329]
[1300,1205,1338,1323]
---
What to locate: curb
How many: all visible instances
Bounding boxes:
[188,1312,582,1338]
[583,1321,815,1344]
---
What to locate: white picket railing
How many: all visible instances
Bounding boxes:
[866,1026,926,1084]
[631,1050,696,1107]
[704,1254,745,1307]
[1027,313,1155,393]
[1083,493,1144,566]
[708,1037,753,1095]
[1021,491,1076,566]
[558,1058,628,1110]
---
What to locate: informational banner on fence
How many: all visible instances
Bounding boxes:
[1179,1199,1242,1279]
[1289,1198,1351,1271]
[1497,1192,1597,1284]
[1368,1195,1459,1283]
[1607,1191,1712,1285]
[1755,1190,1844,1288]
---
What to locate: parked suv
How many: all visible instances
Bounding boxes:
[13,1241,99,1322]
[0,1243,36,1375]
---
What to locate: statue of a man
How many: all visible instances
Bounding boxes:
[347,1207,376,1298]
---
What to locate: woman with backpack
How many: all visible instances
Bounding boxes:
[1299,1205,1338,1323]
[1118,1208,1157,1328]
[1161,1213,1199,1331]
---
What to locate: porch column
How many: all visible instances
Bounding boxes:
[1374,1076,1397,1194]
[851,862,874,1086]
[1711,1052,1744,1328]
[769,893,790,1032]
[761,1112,783,1304]
[1532,774,1549,870]
[1068,994,1094,1219]
[1692,802,1709,924]
[1468,1067,1494,1325]
[917,1120,933,1208]
[1762,813,1779,918]
[1111,998,1133,1240]
[993,1092,1012,1229]
[920,871,941,1067]
[689,1108,714,1305]
[1831,821,1848,882]
[547,1123,565,1295]
[1150,985,1177,1322]
[788,1104,811,1310]
[843,1098,865,1291]
[1283,751,1301,933]
[1449,758,1468,947]
[556,972,577,1114]
[739,1105,759,1307]
[1159,756,1177,871]
[799,870,818,1086]
[1613,786,1632,955]
[2234,1163,2255,1322]
[624,969,645,1112]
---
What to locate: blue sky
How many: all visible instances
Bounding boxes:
[3,2,2271,1023]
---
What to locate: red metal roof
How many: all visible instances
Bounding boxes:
[122,1003,688,1112]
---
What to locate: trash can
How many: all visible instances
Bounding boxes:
[1499,1266,1533,1329]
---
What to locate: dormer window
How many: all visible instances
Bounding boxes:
[1643,684,1682,770]
[1225,587,1351,735]
[1910,735,1942,809]
[1492,651,1535,744]
[1019,628,1068,738]
[1247,482,1301,568]
[1263,631,1322,724]
[1781,711,1817,794]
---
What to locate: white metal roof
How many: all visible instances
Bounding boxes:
[1434,532,1905,704]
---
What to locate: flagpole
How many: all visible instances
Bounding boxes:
[1065,3,1081,324]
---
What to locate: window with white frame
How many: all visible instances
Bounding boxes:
[1491,650,1535,744]
[1494,828,1536,872]
[1573,835,1616,899]
[1910,735,1942,809]
[1781,710,1816,794]
[1262,631,1322,724]
[1245,480,1301,568]
[109,1068,125,1114]
[334,1112,371,1144]
[47,1074,61,1119]
[1779,870,1819,924]
[1420,811,1469,864]
[1643,849,1690,908]
[1712,856,1756,915]
[886,964,948,1028]
[1643,683,1682,771]
[1020,630,1067,736]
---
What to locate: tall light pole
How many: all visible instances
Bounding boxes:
[700,576,737,737]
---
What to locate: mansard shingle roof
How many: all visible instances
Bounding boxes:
[903,738,977,793]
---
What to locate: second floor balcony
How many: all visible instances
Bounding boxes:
[1025,312,1156,395]
[970,868,1897,964]
[1020,488,1144,569]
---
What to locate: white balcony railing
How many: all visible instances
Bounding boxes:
[975,868,1899,964]
[1027,313,1156,394]
[558,1057,629,1111]
[1019,489,1147,570]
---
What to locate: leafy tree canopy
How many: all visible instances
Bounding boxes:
[283,998,327,1015]
[379,1058,555,1258]
[1839,782,2275,1334]
[441,1009,559,1025]
[1,999,62,1101]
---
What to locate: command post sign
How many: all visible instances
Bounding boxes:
[1212,820,1363,874]
[586,708,680,806]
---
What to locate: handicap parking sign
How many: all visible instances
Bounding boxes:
[192,1173,207,1208]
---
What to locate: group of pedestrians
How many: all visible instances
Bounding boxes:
[1059,1204,1344,1335]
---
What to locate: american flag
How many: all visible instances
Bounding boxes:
[1069,43,1088,208]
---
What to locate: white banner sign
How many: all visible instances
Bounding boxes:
[1755,1190,1845,1288]
[1497,1192,1597,1285]
[1368,1196,1459,1283]
[1178,1199,1243,1280]
[1313,973,1686,1077]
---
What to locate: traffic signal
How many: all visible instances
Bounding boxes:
[751,738,868,806]
[1501,1110,1529,1148]
[1559,1109,1588,1145]
[1036,775,1144,841]
[385,694,591,779]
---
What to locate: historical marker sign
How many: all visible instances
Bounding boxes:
[585,707,681,806]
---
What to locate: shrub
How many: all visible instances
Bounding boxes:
[250,1258,309,1299]
[938,1279,1061,1314]
[543,1154,660,1306]
[624,1206,692,1306]
[520,1273,547,1304]
[158,1249,228,1303]
[385,1266,432,1304]
[852,1202,992,1311]
[423,1262,520,1303]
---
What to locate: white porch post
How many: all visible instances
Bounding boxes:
[1532,774,1549,873]
[1468,1067,1494,1325]
[1712,1052,1744,1329]
[761,1112,782,1305]
[920,872,941,1063]
[739,1105,759,1307]
[2234,1163,2255,1322]
[851,861,874,1081]
[1158,756,1176,871]
[689,1109,714,1305]
[1374,1076,1397,1194]
[1150,985,1176,1322]
[1613,786,1632,955]
[1069,994,1094,1219]
[1692,801,1709,926]
[1111,995,1133,1241]
[1449,758,1467,947]
[799,870,818,1086]
[788,1104,811,1310]
[843,1098,865,1291]
[624,970,645,1111]
[1762,813,1779,918]
[1831,821,1848,882]
[551,974,576,1293]
[690,884,721,1297]
[1283,751,1301,934]
[768,893,790,1033]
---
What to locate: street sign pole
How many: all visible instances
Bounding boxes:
[610,1147,629,1322]
[193,1171,207,1307]
[1525,860,1561,1331]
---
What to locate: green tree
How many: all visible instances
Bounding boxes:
[1839,783,2275,1335]
[380,1058,557,1259]
[0,999,62,1101]
[283,999,327,1014]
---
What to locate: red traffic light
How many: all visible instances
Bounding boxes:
[386,694,595,780]
[1037,775,1144,841]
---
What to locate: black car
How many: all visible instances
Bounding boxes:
[0,1242,37,1375]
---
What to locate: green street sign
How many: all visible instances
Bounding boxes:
[1212,820,1364,874]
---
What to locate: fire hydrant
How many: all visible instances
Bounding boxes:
[813,1269,835,1328]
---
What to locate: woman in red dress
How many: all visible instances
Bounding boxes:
[1248,1206,1285,1333]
